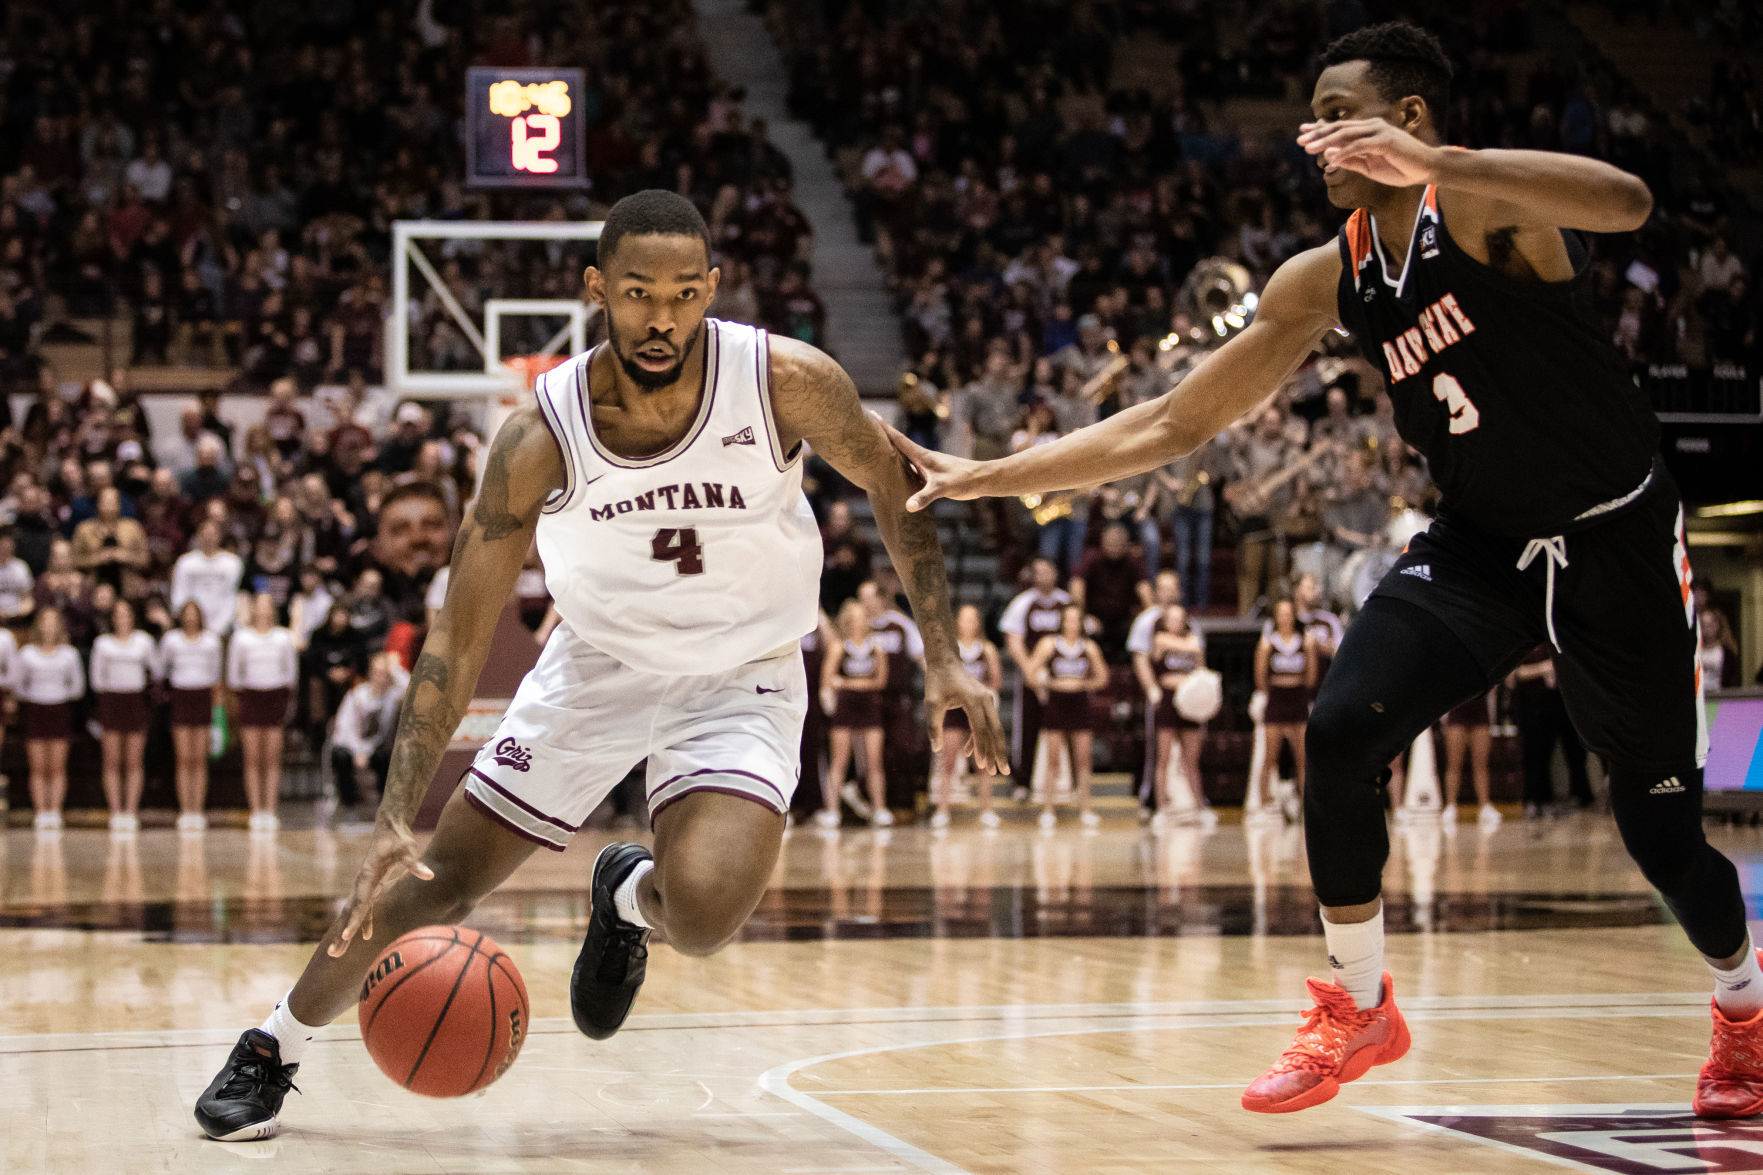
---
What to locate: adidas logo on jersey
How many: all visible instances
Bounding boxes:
[722,427,756,447]
[1650,776,1685,795]
[1400,564,1432,581]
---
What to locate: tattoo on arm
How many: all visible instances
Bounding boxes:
[380,651,458,825]
[473,419,528,542]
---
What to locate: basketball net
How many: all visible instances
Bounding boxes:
[483,354,569,452]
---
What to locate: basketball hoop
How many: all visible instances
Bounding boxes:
[502,353,568,393]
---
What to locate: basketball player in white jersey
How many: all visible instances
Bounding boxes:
[194,190,1006,1142]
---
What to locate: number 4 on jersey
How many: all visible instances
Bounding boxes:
[651,527,706,576]
[1431,372,1480,434]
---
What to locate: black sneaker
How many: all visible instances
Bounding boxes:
[194,1029,300,1141]
[571,842,654,1040]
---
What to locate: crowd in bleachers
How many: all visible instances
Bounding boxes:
[771,0,1755,604]
[0,0,827,400]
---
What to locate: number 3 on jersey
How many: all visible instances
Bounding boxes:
[651,527,706,576]
[1431,372,1480,435]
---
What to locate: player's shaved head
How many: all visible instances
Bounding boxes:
[597,189,712,271]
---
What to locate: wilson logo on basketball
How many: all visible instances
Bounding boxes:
[359,950,404,1002]
[494,1007,524,1081]
[493,737,532,772]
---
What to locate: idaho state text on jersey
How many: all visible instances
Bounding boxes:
[586,481,749,521]
[1380,292,1477,383]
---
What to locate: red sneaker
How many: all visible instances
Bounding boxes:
[1696,982,1763,1119]
[1241,972,1410,1114]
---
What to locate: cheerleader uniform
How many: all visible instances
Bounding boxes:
[161,628,223,727]
[227,625,298,729]
[16,644,84,740]
[831,638,885,731]
[1153,644,1203,731]
[0,626,17,714]
[943,640,989,732]
[1263,631,1310,724]
[90,631,160,734]
[1041,638,1094,732]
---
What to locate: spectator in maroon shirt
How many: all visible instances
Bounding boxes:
[1071,523,1146,662]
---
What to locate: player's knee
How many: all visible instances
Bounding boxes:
[1304,692,1377,784]
[656,866,759,957]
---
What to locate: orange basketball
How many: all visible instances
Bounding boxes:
[357,926,530,1097]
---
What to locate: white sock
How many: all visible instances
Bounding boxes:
[1323,910,1385,1010]
[1712,942,1763,1020]
[614,859,655,929]
[258,990,321,1066]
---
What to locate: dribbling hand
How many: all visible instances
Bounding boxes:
[875,416,987,512]
[327,817,434,958]
[924,661,1010,776]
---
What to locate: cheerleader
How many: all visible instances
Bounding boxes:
[91,598,160,834]
[929,604,1003,829]
[1025,604,1109,830]
[818,600,889,829]
[0,620,16,788]
[1252,598,1317,817]
[161,600,223,832]
[227,592,298,832]
[1442,691,1499,829]
[18,608,83,832]
[1148,605,1213,826]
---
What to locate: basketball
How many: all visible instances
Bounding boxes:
[357,927,529,1098]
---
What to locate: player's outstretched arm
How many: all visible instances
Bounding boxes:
[768,336,1008,774]
[1298,119,1652,233]
[328,404,563,956]
[883,245,1341,511]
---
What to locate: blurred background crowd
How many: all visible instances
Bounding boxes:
[0,0,1755,830]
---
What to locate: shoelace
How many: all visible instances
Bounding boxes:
[218,1052,300,1101]
[1707,1014,1763,1081]
[1269,988,1378,1076]
[595,919,649,984]
[1516,536,1570,653]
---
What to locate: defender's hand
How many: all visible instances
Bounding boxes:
[924,661,1009,775]
[877,418,987,512]
[1298,119,1441,188]
[327,817,434,958]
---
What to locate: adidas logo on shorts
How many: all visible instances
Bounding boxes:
[1400,564,1432,581]
[722,427,756,447]
[1650,776,1685,795]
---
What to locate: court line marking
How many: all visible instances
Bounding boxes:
[1355,1103,1698,1175]
[812,1074,1700,1096]
[758,999,1723,1175]
[0,991,1711,1054]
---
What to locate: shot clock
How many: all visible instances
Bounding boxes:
[466,67,588,189]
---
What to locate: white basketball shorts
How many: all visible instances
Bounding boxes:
[461,621,807,850]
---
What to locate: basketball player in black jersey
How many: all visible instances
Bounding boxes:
[887,21,1763,1121]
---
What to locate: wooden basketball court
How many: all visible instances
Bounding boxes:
[4,810,1757,1173]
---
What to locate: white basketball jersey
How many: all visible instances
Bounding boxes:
[531,319,823,676]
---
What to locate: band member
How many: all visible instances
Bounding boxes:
[91,598,160,835]
[227,592,299,833]
[1293,571,1344,681]
[1148,606,1214,826]
[1441,690,1499,828]
[18,607,83,832]
[931,605,1003,829]
[1253,599,1317,819]
[819,600,890,828]
[1026,604,1109,830]
[161,600,223,832]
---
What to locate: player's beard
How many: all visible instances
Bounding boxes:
[608,322,703,391]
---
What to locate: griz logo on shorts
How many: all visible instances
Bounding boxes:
[494,1007,524,1081]
[587,482,748,521]
[493,738,533,773]
[359,950,404,1002]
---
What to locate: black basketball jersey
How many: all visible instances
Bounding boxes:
[1334,184,1658,538]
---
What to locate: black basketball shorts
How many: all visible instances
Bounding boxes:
[1369,462,1704,776]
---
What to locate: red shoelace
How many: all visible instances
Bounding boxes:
[1267,979,1380,1077]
